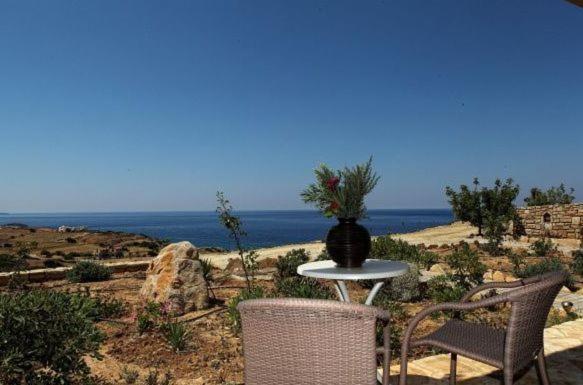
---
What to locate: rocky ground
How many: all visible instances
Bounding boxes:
[2,222,582,385]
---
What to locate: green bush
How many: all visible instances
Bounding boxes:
[387,264,420,302]
[445,243,486,290]
[67,261,112,283]
[427,275,466,303]
[163,322,190,352]
[371,293,406,357]
[275,248,310,280]
[425,244,486,303]
[514,256,573,287]
[0,253,26,272]
[530,238,556,257]
[0,291,105,384]
[275,277,333,299]
[227,286,265,333]
[572,249,583,275]
[370,235,436,269]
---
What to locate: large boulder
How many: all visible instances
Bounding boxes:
[140,241,208,315]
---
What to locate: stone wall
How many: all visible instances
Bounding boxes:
[516,203,583,239]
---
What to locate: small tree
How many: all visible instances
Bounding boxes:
[216,192,257,290]
[481,178,520,249]
[524,184,575,206]
[445,178,484,235]
[446,178,519,248]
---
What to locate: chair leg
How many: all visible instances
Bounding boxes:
[399,351,408,385]
[450,353,457,385]
[535,348,551,385]
[503,369,513,385]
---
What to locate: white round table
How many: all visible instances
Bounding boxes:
[297,259,409,305]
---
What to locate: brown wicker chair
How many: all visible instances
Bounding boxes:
[399,271,567,385]
[238,298,391,385]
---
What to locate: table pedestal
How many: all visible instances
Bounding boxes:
[334,280,386,305]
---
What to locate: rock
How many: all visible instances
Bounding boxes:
[491,270,512,282]
[429,263,449,275]
[140,241,208,315]
[483,269,494,281]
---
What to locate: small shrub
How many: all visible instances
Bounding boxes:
[0,253,26,272]
[387,264,420,302]
[372,293,406,357]
[120,366,140,384]
[40,249,52,257]
[546,308,578,328]
[572,249,583,275]
[144,370,173,385]
[67,261,112,283]
[44,259,62,268]
[227,286,265,333]
[275,277,333,299]
[93,296,127,319]
[530,238,556,257]
[514,256,573,287]
[163,322,190,352]
[445,243,486,290]
[0,291,104,384]
[137,313,156,335]
[200,258,213,284]
[66,237,78,244]
[315,249,329,261]
[370,235,436,269]
[275,248,310,280]
[427,275,466,303]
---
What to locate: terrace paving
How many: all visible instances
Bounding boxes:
[383,318,583,385]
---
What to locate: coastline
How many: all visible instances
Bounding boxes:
[203,221,582,269]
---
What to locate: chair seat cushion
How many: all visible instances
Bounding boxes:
[412,319,506,368]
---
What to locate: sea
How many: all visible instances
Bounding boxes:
[0,210,453,250]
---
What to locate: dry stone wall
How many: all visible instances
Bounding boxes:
[516,203,583,239]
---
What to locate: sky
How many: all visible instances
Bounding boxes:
[1,1,582,213]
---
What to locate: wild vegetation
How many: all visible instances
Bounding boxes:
[446,178,519,250]
[524,183,576,206]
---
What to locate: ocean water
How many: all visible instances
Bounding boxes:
[0,210,453,250]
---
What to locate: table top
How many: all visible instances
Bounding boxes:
[297,259,409,280]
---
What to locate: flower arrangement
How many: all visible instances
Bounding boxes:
[301,157,380,220]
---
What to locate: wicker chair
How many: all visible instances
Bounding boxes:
[399,271,568,385]
[238,298,391,385]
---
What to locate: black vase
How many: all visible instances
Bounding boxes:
[325,218,371,268]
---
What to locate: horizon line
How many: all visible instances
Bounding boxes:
[0,207,452,215]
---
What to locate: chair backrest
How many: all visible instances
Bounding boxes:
[238,298,383,385]
[504,271,567,371]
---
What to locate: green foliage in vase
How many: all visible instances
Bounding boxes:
[524,183,575,206]
[301,157,379,219]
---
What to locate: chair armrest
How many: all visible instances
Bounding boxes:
[401,293,511,354]
[460,280,527,302]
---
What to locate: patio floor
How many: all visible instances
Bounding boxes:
[383,318,583,384]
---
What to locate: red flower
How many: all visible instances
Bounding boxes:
[329,201,340,211]
[326,176,340,191]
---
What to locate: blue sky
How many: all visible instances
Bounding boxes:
[1,1,582,212]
